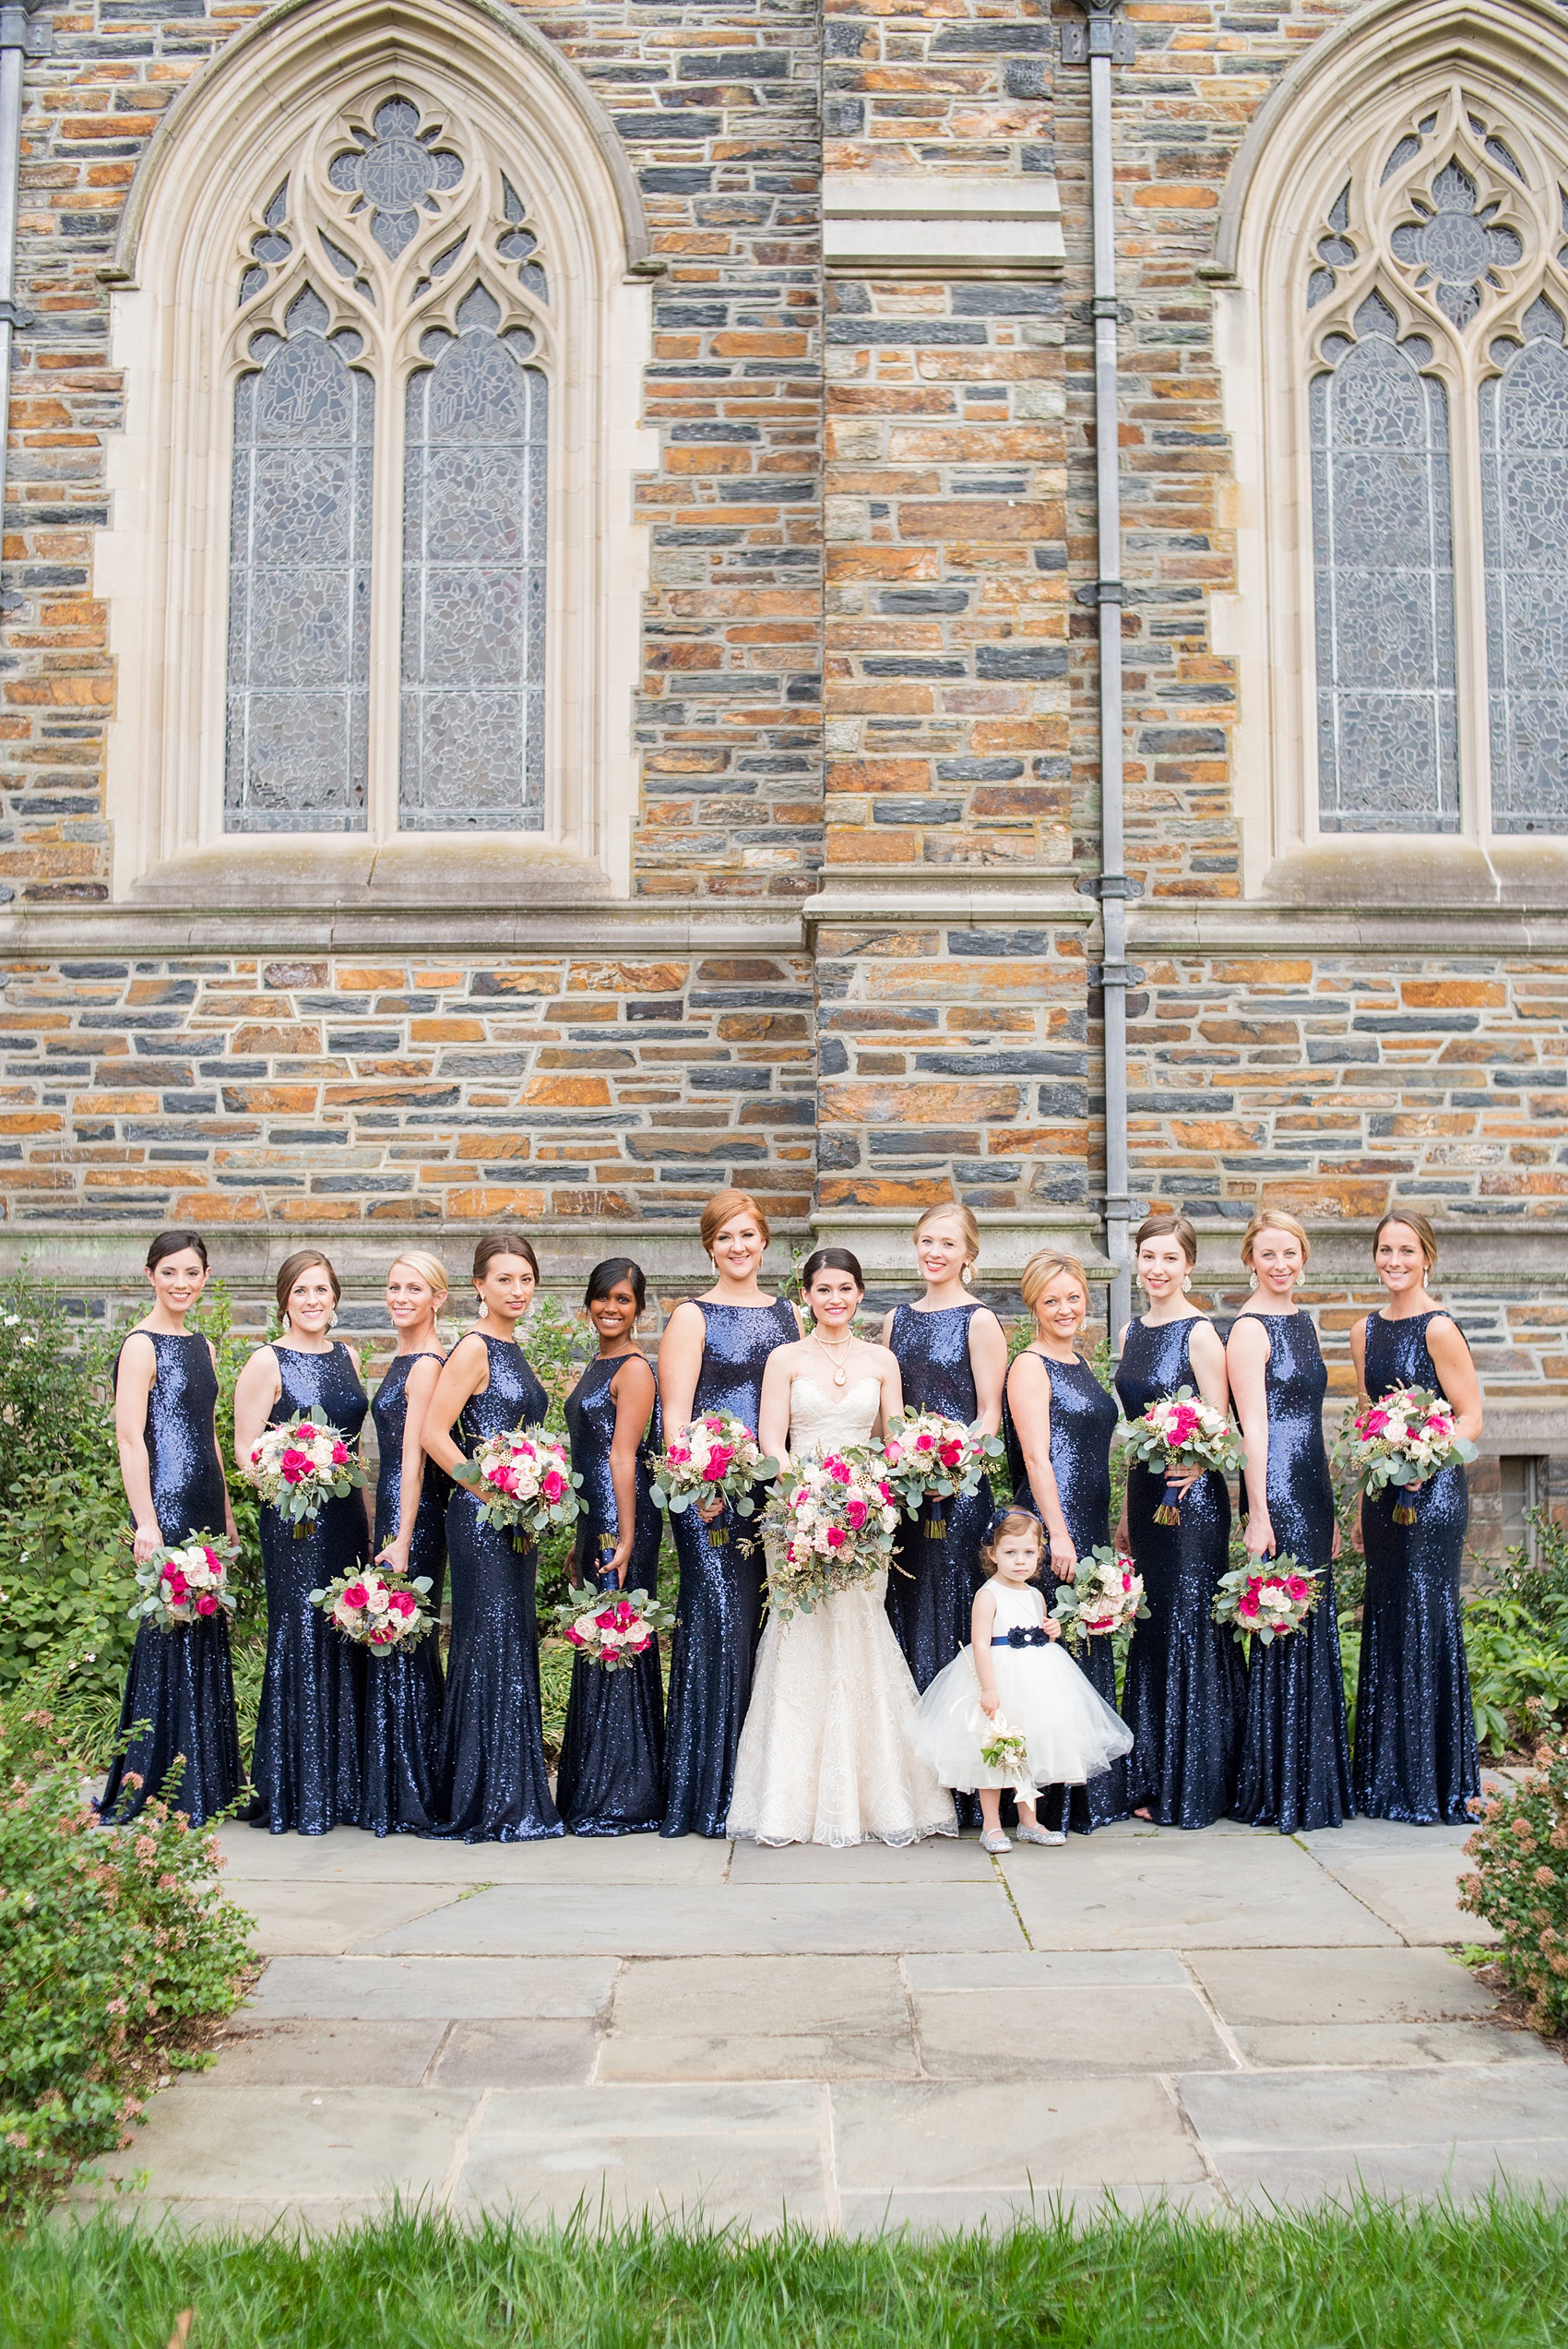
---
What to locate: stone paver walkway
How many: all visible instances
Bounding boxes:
[77,1809,1568,2233]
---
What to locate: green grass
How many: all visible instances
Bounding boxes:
[4,2198,1568,2347]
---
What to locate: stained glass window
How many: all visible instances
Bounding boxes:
[398,285,547,831]
[1481,298,1568,832]
[1311,294,1460,832]
[224,288,374,831]
[328,98,462,261]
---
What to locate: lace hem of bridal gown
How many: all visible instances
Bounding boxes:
[726,1375,957,1848]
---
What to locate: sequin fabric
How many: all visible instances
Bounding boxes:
[556,1355,665,1835]
[434,1333,562,1841]
[885,1303,996,1691]
[99,1330,242,1829]
[1231,1313,1354,1833]
[246,1343,370,1835]
[1007,1348,1128,1834]
[1352,1309,1480,1824]
[661,1297,796,1838]
[1116,1317,1246,1828]
[358,1351,448,1836]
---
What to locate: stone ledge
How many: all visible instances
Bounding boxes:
[823,173,1064,276]
[805,866,1092,928]
[0,902,810,956]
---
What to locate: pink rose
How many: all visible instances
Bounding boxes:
[163,1569,188,1600]
[330,1440,350,1467]
[938,1438,964,1469]
[1122,1571,1133,1590]
[296,1424,318,1443]
[202,1546,221,1570]
[845,1497,868,1530]
[370,1622,397,1645]
[1361,1407,1390,1436]
[1237,1594,1260,1620]
[878,1483,896,1506]
[1286,1575,1310,1602]
[195,1593,219,1616]
[826,1526,847,1550]
[823,1454,849,1482]
[884,1440,902,1464]
[628,1633,651,1654]
[914,1433,934,1453]
[564,1625,585,1646]
[342,1581,369,1611]
[667,1446,692,1466]
[596,1610,618,1631]
[703,1448,734,1481]
[387,1589,416,1617]
[280,1448,313,1485]
[540,1469,566,1503]
[489,1463,518,1496]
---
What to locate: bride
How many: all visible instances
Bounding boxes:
[726,1246,956,1847]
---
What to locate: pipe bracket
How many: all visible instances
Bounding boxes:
[1088,962,1146,989]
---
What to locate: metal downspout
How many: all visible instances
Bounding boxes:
[0,3,44,630]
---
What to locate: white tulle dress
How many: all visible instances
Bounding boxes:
[726,1376,957,1847]
[905,1580,1134,1795]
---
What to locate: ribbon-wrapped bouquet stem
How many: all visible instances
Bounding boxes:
[882,1411,1005,1539]
[1123,1386,1245,1526]
[1337,1386,1478,1526]
[650,1412,777,1551]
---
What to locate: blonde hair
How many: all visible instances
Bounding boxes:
[914,1201,980,1267]
[1240,1211,1310,1269]
[1134,1211,1197,1268]
[1373,1208,1438,1270]
[699,1188,771,1255]
[1020,1247,1089,1318]
[387,1250,450,1299]
[980,1507,1044,1575]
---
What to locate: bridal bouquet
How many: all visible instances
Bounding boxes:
[882,1411,1006,1538]
[762,1445,900,1617]
[312,1566,435,1650]
[246,1412,370,1536]
[129,1533,240,1632]
[1212,1556,1321,1645]
[553,1586,676,1670]
[1123,1387,1245,1526]
[651,1412,777,1551]
[1049,1544,1148,1649]
[466,1425,582,1552]
[1337,1386,1477,1524]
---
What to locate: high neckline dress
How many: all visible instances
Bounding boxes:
[245,1341,369,1835]
[1230,1311,1353,1833]
[98,1330,242,1829]
[1115,1316,1247,1829]
[660,1296,797,1839]
[1352,1308,1480,1824]
[358,1350,448,1836]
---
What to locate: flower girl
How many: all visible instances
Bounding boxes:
[906,1508,1134,1854]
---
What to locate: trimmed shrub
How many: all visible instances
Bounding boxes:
[1460,1735,1568,2036]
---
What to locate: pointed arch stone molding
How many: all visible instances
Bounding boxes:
[97,0,657,907]
[1209,0,1568,902]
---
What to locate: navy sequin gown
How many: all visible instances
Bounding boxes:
[1005,1349,1128,1833]
[434,1334,562,1842]
[1230,1314,1354,1833]
[556,1356,665,1835]
[661,1297,795,1838]
[99,1331,242,1828]
[1353,1310,1480,1825]
[359,1352,447,1836]
[1116,1317,1246,1828]
[246,1344,369,1835]
[885,1302,997,1690]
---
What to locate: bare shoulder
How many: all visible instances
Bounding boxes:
[1226,1312,1271,1355]
[663,1297,707,1335]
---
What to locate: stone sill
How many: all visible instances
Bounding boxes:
[0,900,808,957]
[126,837,617,910]
[823,173,1064,275]
[1258,837,1568,911]
[806,866,1093,926]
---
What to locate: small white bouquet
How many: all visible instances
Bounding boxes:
[977,1711,1030,1776]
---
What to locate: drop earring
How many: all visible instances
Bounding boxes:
[477,1297,489,1320]
[1248,1271,1258,1292]
[328,1310,339,1330]
[961,1263,973,1287]
[1182,1273,1193,1294]
[280,1313,291,1336]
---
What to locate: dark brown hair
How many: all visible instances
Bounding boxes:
[146,1227,208,1274]
[802,1246,863,1292]
[472,1230,540,1284]
[1372,1208,1438,1270]
[1134,1211,1198,1268]
[275,1248,340,1318]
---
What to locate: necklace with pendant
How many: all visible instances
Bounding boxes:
[814,1332,853,1388]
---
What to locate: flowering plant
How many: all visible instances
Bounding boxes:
[310,1566,434,1649]
[466,1425,583,1552]
[552,1584,676,1670]
[1336,1385,1478,1525]
[882,1411,1005,1538]
[245,1411,369,1537]
[1460,1736,1568,2036]
[651,1412,777,1551]
[1123,1385,1245,1526]
[128,1533,239,1633]
[1049,1544,1148,1649]
[1212,1555,1321,1645]
[762,1444,901,1616]
[977,1711,1030,1776]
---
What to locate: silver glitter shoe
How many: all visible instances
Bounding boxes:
[1016,1823,1066,1846]
[980,1828,1012,1854]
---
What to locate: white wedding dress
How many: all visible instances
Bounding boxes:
[726,1375,957,1847]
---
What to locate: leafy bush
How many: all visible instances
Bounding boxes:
[0,1701,255,2215]
[1460,1735,1568,2036]
[1467,1513,1568,1757]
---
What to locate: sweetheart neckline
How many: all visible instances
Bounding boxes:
[791,1372,881,1405]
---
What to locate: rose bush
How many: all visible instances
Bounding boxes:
[1460,1735,1568,2036]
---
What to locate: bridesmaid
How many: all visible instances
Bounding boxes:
[360,1252,451,1836]
[98,1229,242,1828]
[556,1258,665,1835]
[234,1250,371,1835]
[882,1203,1008,1691]
[1115,1212,1246,1829]
[1350,1209,1482,1824]
[1228,1211,1353,1833]
[658,1188,798,1838]
[422,1231,562,1842]
[1005,1247,1128,1834]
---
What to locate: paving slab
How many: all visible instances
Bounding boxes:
[829,2078,1211,2197]
[78,2081,476,2208]
[1002,1833,1399,1950]
[906,1952,1189,1991]
[728,1837,991,1883]
[428,2021,601,2090]
[837,2182,1228,2236]
[218,1827,731,1889]
[1210,2141,1568,2211]
[600,1955,916,2081]
[1179,2060,1568,2161]
[236,1882,468,1957]
[449,2082,827,2230]
[1228,2020,1557,2068]
[204,2018,448,2088]
[1298,1823,1495,1946]
[910,1985,1236,2081]
[1185,1944,1500,2026]
[247,1954,618,2020]
[366,1882,1023,1958]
